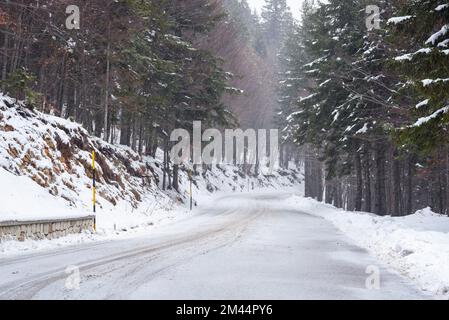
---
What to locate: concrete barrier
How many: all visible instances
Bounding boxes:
[0,216,95,241]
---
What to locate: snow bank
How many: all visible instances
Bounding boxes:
[0,167,83,221]
[285,195,449,299]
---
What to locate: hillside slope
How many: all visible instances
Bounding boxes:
[0,93,302,237]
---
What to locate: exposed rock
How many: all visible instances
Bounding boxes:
[0,124,14,131]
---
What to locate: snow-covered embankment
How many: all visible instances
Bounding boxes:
[0,93,302,254]
[285,195,449,299]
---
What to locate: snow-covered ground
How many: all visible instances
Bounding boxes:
[3,91,448,299]
[0,191,425,300]
[284,195,449,299]
[0,92,303,255]
[0,167,302,256]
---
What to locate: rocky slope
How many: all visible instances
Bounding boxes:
[0,92,302,231]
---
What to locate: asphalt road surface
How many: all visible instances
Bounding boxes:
[0,192,427,299]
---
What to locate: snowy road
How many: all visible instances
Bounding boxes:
[0,192,427,299]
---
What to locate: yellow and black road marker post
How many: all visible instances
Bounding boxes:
[92,150,97,231]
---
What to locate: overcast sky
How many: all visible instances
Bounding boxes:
[247,0,303,20]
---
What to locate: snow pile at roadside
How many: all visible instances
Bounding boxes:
[0,167,82,220]
[286,195,449,299]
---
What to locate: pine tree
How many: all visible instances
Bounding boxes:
[276,20,307,144]
[282,0,397,211]
[289,0,366,187]
[261,0,294,50]
[387,0,449,214]
[388,0,449,153]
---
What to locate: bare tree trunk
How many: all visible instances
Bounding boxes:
[9,38,20,73]
[138,119,144,155]
[279,144,284,169]
[374,141,387,215]
[103,22,111,141]
[325,180,334,205]
[438,173,444,214]
[162,140,167,190]
[1,34,8,86]
[57,54,67,116]
[405,155,413,215]
[363,147,372,212]
[392,150,401,216]
[446,147,449,216]
[304,152,312,198]
[334,181,342,208]
[316,162,324,202]
[79,53,87,124]
[354,150,362,211]
[166,143,172,189]
[119,112,131,146]
[131,117,137,151]
[173,164,179,192]
[151,127,158,158]
[145,128,152,156]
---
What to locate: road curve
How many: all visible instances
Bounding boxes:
[0,192,427,299]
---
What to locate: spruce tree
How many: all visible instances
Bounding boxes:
[388,0,449,153]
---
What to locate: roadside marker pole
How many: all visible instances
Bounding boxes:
[92,150,97,231]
